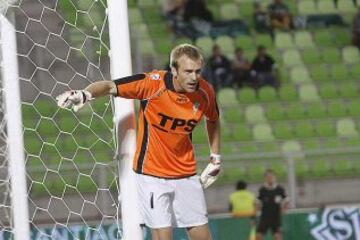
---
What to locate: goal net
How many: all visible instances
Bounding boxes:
[0,0,126,239]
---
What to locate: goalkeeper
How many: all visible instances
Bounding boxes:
[57,44,221,240]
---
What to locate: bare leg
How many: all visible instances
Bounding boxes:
[274,232,282,240]
[151,227,172,240]
[187,224,212,240]
[256,233,263,240]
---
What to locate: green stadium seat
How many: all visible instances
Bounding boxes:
[337,118,359,137]
[338,82,359,98]
[233,125,253,141]
[278,84,298,101]
[139,39,155,55]
[223,108,243,123]
[286,102,307,119]
[299,84,320,101]
[331,64,350,81]
[273,123,294,139]
[321,48,342,64]
[316,120,336,137]
[314,29,336,47]
[266,103,286,120]
[220,3,240,20]
[290,66,312,84]
[348,99,360,116]
[148,22,169,37]
[253,123,275,141]
[302,139,322,150]
[311,159,331,177]
[255,34,273,49]
[275,32,294,49]
[283,49,303,67]
[319,83,339,99]
[342,46,360,64]
[130,23,150,39]
[245,104,267,124]
[350,64,360,78]
[138,0,156,7]
[238,87,257,103]
[333,28,351,46]
[215,36,235,55]
[195,37,214,57]
[235,35,255,50]
[281,140,302,154]
[302,49,322,65]
[327,101,347,117]
[337,0,357,14]
[217,88,238,106]
[310,65,330,82]
[306,101,328,118]
[192,125,208,143]
[239,1,254,17]
[294,121,315,138]
[298,0,317,15]
[258,86,278,101]
[128,8,143,24]
[318,0,337,14]
[294,31,315,49]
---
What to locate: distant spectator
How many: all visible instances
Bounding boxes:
[232,48,252,88]
[267,0,291,31]
[229,180,256,240]
[352,7,360,49]
[256,169,289,240]
[162,0,187,36]
[183,0,213,23]
[207,44,232,90]
[251,45,279,88]
[253,2,271,33]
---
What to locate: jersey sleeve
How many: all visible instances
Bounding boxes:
[113,72,161,100]
[204,84,220,121]
[257,187,265,202]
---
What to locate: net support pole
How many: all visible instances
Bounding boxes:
[107,1,143,239]
[0,14,31,240]
[286,154,297,208]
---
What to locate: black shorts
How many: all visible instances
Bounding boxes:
[256,218,281,234]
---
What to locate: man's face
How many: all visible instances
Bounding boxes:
[265,172,276,185]
[172,55,202,93]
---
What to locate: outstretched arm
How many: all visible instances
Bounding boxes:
[84,80,117,98]
[206,119,220,155]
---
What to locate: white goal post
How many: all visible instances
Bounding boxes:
[0,14,31,240]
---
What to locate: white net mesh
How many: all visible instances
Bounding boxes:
[1,0,122,238]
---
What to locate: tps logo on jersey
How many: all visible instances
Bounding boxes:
[150,73,160,80]
[309,207,360,240]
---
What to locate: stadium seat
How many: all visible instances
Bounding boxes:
[327,101,348,117]
[342,46,360,64]
[238,1,254,17]
[258,86,278,102]
[283,49,303,67]
[217,88,238,106]
[233,124,253,141]
[298,0,318,15]
[253,123,275,141]
[223,108,243,123]
[286,102,307,119]
[235,35,255,50]
[348,99,360,116]
[245,104,267,124]
[195,37,214,57]
[337,118,359,137]
[302,49,322,65]
[337,0,357,13]
[338,82,359,98]
[220,3,240,20]
[278,84,298,101]
[318,83,339,99]
[275,32,294,49]
[130,23,150,39]
[128,8,143,24]
[333,28,351,46]
[314,29,336,47]
[306,101,328,118]
[290,66,312,84]
[255,34,273,49]
[321,48,342,64]
[299,84,320,102]
[273,123,294,139]
[139,39,155,55]
[281,140,302,154]
[316,120,336,137]
[266,103,286,120]
[294,121,315,138]
[330,64,350,81]
[215,36,235,55]
[310,65,330,82]
[350,64,360,78]
[138,0,157,7]
[294,31,315,49]
[317,0,337,13]
[238,87,257,103]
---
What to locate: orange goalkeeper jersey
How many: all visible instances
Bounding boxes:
[114,70,219,178]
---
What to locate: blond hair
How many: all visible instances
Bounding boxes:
[169,44,204,69]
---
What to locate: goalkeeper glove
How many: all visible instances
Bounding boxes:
[56,90,92,112]
[200,153,221,189]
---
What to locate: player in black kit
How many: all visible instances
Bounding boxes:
[256,169,289,240]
